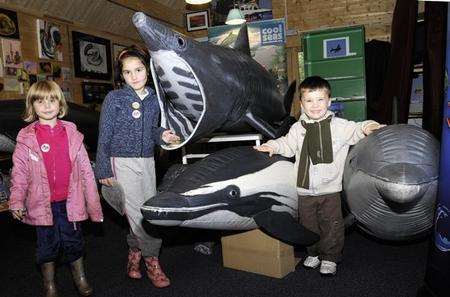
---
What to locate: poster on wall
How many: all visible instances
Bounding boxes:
[0,8,20,39]
[1,38,22,68]
[208,18,287,93]
[36,19,63,61]
[72,31,112,80]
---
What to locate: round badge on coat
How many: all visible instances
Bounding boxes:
[41,143,50,152]
[132,110,141,119]
[132,102,140,109]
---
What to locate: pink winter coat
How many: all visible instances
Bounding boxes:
[9,120,103,226]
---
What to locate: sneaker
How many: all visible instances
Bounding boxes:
[320,260,337,276]
[303,256,320,269]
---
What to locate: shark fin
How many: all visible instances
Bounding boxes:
[233,24,251,56]
[245,111,277,138]
[254,210,320,246]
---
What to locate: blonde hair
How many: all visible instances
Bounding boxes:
[23,80,68,122]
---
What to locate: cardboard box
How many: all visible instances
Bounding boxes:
[221,229,299,278]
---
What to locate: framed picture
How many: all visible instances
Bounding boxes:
[1,38,22,68]
[72,31,112,80]
[186,10,209,32]
[0,8,20,39]
[323,37,353,59]
[37,19,63,61]
[112,43,127,63]
[81,81,113,104]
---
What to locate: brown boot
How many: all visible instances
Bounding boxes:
[127,248,142,279]
[70,257,93,296]
[144,257,170,288]
[41,262,58,297]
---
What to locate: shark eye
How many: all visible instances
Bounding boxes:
[227,186,240,199]
[176,36,186,48]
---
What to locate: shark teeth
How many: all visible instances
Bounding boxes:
[141,203,228,213]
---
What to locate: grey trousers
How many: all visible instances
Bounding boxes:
[298,192,345,263]
[112,157,162,257]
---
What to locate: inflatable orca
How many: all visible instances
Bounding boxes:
[343,124,439,241]
[141,146,319,246]
[132,12,296,150]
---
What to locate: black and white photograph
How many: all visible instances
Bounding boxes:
[72,31,111,80]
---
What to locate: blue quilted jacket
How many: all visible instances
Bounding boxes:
[95,85,165,179]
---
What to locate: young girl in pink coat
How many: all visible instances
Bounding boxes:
[9,80,103,297]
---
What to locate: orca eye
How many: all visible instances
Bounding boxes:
[227,186,240,198]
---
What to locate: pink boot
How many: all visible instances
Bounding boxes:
[127,248,142,279]
[144,257,170,288]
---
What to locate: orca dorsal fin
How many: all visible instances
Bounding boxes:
[283,80,297,115]
[233,24,251,56]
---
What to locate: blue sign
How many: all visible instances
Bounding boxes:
[260,21,285,45]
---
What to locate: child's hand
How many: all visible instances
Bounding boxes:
[253,144,275,157]
[363,122,386,135]
[162,129,180,144]
[99,177,115,187]
[11,209,26,221]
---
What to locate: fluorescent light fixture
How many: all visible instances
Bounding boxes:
[185,0,212,4]
[225,8,246,25]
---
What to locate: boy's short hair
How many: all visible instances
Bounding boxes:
[298,76,331,99]
[23,80,68,122]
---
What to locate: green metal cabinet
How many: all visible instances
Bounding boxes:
[302,26,367,121]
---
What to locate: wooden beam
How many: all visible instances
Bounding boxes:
[107,0,185,29]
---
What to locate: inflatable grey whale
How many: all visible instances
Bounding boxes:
[141,146,319,246]
[132,12,296,150]
[343,124,439,241]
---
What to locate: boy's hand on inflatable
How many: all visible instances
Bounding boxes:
[11,209,26,221]
[162,129,180,144]
[364,122,386,135]
[99,177,115,187]
[253,144,275,157]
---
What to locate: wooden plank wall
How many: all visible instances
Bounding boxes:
[271,0,397,115]
[0,4,142,104]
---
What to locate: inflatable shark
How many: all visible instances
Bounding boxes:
[141,146,319,246]
[343,124,439,241]
[132,12,296,150]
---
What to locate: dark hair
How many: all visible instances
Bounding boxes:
[298,76,331,99]
[114,45,152,86]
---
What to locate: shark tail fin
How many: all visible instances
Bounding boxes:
[254,210,320,246]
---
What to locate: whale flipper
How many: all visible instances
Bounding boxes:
[254,210,320,246]
[244,111,277,138]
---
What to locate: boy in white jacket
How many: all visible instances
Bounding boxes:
[254,76,383,276]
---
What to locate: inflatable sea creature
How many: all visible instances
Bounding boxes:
[141,146,319,246]
[132,12,296,150]
[343,124,439,241]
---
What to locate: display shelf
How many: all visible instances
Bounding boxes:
[181,133,263,164]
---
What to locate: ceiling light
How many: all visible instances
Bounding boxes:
[225,8,246,25]
[185,0,212,4]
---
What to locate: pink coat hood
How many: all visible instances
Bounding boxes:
[9,121,103,225]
